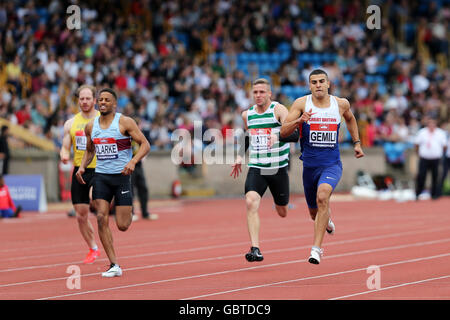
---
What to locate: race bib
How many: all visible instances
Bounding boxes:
[250,128,271,151]
[93,137,119,160]
[75,131,87,151]
[309,122,338,147]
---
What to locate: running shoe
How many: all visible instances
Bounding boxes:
[102,263,122,277]
[326,218,335,235]
[245,247,264,262]
[308,247,323,265]
[83,248,100,264]
[143,213,159,220]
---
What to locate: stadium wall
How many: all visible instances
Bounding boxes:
[10,149,60,202]
[9,147,416,202]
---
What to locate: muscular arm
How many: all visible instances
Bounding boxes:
[274,104,299,142]
[120,116,151,175]
[60,118,74,163]
[237,110,249,157]
[231,111,248,178]
[280,97,307,138]
[339,98,364,158]
[271,104,300,142]
[242,110,248,130]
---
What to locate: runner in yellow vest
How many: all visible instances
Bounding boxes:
[60,84,101,264]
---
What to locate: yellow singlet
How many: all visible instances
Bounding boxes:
[70,111,100,168]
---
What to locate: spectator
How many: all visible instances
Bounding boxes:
[149,117,171,150]
[379,112,410,168]
[43,53,60,86]
[0,125,10,175]
[0,0,448,172]
[0,175,21,218]
[66,54,81,80]
[15,103,31,125]
[412,66,430,94]
[439,121,450,197]
[131,140,158,221]
[365,50,378,74]
[385,88,409,116]
[414,116,448,200]
[6,55,22,96]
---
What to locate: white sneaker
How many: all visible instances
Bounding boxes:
[326,218,335,235]
[308,247,323,264]
[102,264,122,277]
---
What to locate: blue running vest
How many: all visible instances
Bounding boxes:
[300,95,342,168]
[91,113,132,174]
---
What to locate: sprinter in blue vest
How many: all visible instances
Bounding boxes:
[281,69,364,265]
[76,88,150,277]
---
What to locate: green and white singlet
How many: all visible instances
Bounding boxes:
[246,102,290,169]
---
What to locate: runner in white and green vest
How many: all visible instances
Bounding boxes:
[231,78,299,262]
[246,102,291,169]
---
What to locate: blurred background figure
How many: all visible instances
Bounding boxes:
[0,125,10,175]
[439,121,450,197]
[414,116,447,200]
[131,139,158,221]
[0,175,21,218]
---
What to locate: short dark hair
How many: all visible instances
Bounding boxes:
[98,88,117,101]
[309,69,328,81]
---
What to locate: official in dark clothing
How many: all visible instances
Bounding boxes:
[0,125,10,175]
[131,140,158,220]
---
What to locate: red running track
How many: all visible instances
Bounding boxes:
[0,195,449,300]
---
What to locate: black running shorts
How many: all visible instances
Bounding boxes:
[244,166,289,206]
[92,173,133,206]
[71,167,95,205]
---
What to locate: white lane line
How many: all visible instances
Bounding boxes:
[2,224,448,274]
[0,233,310,273]
[329,274,450,300]
[36,238,450,300]
[183,253,450,300]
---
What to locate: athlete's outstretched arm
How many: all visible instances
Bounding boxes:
[120,116,150,176]
[60,118,74,164]
[270,104,299,146]
[76,121,96,184]
[341,99,364,158]
[280,96,308,138]
[231,111,247,179]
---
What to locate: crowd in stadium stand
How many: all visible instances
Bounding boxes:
[0,0,449,169]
